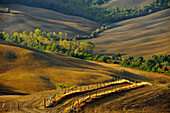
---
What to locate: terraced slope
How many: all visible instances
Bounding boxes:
[82,84,170,113]
[86,9,170,59]
[103,0,152,8]
[0,4,101,38]
[0,40,119,94]
[0,79,169,113]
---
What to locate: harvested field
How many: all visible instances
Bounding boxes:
[85,9,170,59]
[0,4,101,38]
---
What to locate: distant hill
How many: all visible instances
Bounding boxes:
[0,0,169,24]
[0,40,120,94]
[0,4,101,38]
[85,9,170,59]
[103,0,153,8]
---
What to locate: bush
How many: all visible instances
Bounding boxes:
[112,61,119,64]
[97,56,108,63]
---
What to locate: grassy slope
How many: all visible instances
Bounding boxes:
[0,40,121,94]
[86,9,170,59]
[82,85,170,113]
[103,0,153,8]
[0,4,101,38]
[89,61,170,85]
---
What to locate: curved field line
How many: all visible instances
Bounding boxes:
[64,82,151,112]
[49,79,133,107]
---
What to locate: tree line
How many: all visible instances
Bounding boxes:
[74,25,111,40]
[0,0,169,24]
[115,54,170,75]
[0,30,169,75]
[0,30,95,54]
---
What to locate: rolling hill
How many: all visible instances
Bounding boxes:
[0,1,169,113]
[1,41,169,112]
[0,4,101,38]
[86,8,170,59]
[103,0,153,8]
[0,40,121,94]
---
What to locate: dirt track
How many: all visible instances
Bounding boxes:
[0,79,131,113]
[1,79,169,113]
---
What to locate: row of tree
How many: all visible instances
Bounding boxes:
[0,25,110,43]
[120,54,170,75]
[0,30,169,75]
[1,29,72,44]
[0,31,95,54]
[74,25,111,40]
[62,48,170,75]
[0,0,169,24]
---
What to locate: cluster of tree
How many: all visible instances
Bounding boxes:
[0,30,112,63]
[65,51,111,63]
[0,29,71,45]
[120,54,170,75]
[0,0,169,24]
[111,53,122,61]
[0,30,95,54]
[74,25,111,40]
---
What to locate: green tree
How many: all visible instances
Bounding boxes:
[46,45,52,51]
[116,53,121,57]
[111,55,115,60]
[152,55,158,60]
[128,57,134,62]
[138,56,144,62]
[121,59,131,67]
[79,41,95,54]
[35,29,42,35]
[5,8,10,13]
[94,54,101,61]
[58,32,63,39]
[97,55,108,63]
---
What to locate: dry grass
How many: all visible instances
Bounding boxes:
[0,41,123,94]
[51,79,131,106]
[82,85,170,113]
[103,0,153,8]
[85,9,170,59]
[64,82,152,112]
[0,4,101,38]
[89,61,170,85]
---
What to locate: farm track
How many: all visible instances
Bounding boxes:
[0,79,152,113]
[63,82,151,113]
[50,79,132,113]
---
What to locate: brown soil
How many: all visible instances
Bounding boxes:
[82,85,170,113]
[85,9,170,59]
[0,4,101,38]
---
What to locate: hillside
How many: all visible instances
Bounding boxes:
[82,85,170,113]
[86,9,170,59]
[0,0,169,24]
[0,4,101,38]
[0,79,169,113]
[0,40,119,94]
[103,0,153,8]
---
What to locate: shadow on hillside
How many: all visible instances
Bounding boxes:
[118,70,153,83]
[0,84,28,95]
